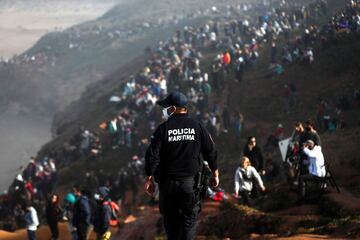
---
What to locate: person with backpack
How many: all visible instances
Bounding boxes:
[93,186,112,240]
[23,203,39,240]
[63,193,78,240]
[46,194,63,240]
[73,186,92,240]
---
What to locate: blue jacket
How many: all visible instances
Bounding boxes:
[73,195,91,226]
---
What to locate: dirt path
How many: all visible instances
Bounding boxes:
[327,189,360,210]
[0,222,120,240]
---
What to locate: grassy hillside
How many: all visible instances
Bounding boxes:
[0,0,255,115]
[37,28,360,240]
[9,0,358,238]
[198,33,360,238]
[46,30,360,188]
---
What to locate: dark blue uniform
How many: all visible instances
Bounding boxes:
[145,113,217,240]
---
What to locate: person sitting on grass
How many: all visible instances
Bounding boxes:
[234,156,266,205]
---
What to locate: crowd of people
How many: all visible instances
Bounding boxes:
[1,0,360,238]
[0,3,232,68]
[0,156,58,229]
[0,151,143,239]
[233,113,340,205]
[16,185,119,240]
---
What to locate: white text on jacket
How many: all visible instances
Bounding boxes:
[168,128,195,142]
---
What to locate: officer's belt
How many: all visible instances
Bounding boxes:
[160,175,195,182]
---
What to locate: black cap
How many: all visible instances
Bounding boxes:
[157,91,188,108]
[305,140,315,147]
[97,186,109,198]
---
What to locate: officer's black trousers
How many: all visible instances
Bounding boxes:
[159,178,200,240]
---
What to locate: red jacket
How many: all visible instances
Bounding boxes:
[222,52,231,65]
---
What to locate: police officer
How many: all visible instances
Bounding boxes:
[144,91,219,240]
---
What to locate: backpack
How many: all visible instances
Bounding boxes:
[211,191,223,202]
[104,201,120,227]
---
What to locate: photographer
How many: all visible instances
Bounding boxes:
[298,140,326,198]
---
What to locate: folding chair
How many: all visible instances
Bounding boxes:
[320,163,340,194]
[300,163,340,201]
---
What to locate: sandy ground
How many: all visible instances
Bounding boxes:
[0,2,115,58]
[0,223,119,240]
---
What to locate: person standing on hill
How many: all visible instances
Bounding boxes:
[303,119,321,146]
[24,203,39,240]
[291,122,306,146]
[108,117,119,149]
[222,106,231,133]
[234,111,244,138]
[243,136,265,198]
[46,194,63,240]
[243,136,265,175]
[63,193,78,240]
[234,57,245,82]
[145,91,219,240]
[234,156,266,205]
[93,187,112,240]
[73,186,92,240]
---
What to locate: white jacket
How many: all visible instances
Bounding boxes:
[234,166,264,193]
[26,206,39,231]
[303,145,326,177]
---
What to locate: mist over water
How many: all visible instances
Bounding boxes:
[0,0,124,190]
[0,113,51,191]
[0,0,123,58]
[0,0,250,191]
